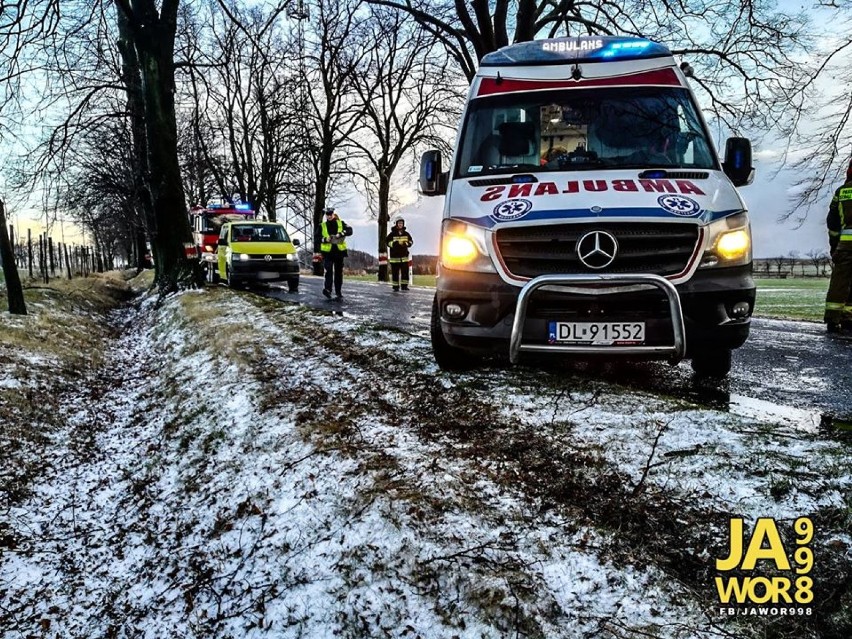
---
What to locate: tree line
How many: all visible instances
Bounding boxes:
[2,0,852,316]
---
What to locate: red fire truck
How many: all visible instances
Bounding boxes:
[190,199,257,281]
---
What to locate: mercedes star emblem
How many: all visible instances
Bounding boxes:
[576,230,618,269]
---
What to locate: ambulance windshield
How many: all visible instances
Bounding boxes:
[457,87,715,178]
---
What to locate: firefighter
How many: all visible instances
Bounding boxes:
[825,160,852,334]
[319,207,353,299]
[386,217,414,291]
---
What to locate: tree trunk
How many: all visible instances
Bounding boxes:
[116,1,199,293]
[0,200,27,315]
[312,171,330,277]
[377,175,390,282]
[117,7,157,277]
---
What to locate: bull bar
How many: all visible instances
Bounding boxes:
[508,273,686,364]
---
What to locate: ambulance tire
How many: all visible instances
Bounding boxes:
[431,297,474,371]
[690,348,732,378]
[226,266,237,289]
[287,277,299,293]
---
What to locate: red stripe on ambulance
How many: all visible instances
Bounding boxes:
[476,68,682,97]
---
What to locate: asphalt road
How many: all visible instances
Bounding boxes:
[262,274,852,432]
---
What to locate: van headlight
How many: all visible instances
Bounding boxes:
[700,211,752,268]
[232,253,251,262]
[440,220,495,272]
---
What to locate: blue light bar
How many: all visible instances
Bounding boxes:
[596,40,653,58]
[481,36,671,66]
[235,203,253,210]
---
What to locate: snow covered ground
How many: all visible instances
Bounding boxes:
[1,277,850,638]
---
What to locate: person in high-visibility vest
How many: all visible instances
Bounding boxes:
[825,160,852,334]
[386,218,414,291]
[319,207,353,299]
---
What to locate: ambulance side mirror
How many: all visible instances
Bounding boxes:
[722,137,754,187]
[419,150,447,196]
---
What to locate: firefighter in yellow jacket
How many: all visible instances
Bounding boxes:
[825,160,852,334]
[386,218,414,291]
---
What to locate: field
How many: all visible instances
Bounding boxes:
[753,277,829,322]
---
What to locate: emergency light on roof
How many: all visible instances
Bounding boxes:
[235,203,253,210]
[480,36,671,66]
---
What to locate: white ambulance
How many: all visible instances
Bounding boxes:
[420,36,755,377]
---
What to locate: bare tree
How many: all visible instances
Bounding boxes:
[772,254,790,277]
[113,0,200,291]
[352,6,459,280]
[1,1,198,291]
[0,198,26,314]
[302,0,370,269]
[185,3,305,220]
[369,0,815,135]
[805,248,827,277]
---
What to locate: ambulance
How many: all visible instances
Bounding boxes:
[420,36,755,377]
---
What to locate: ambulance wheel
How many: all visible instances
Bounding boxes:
[287,277,299,293]
[431,297,473,371]
[690,349,732,378]
[226,266,237,288]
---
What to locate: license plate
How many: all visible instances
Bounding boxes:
[256,271,280,280]
[548,321,645,345]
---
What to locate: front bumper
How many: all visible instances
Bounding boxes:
[228,259,299,283]
[437,265,754,357]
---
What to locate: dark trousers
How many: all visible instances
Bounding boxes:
[323,251,344,294]
[825,243,852,323]
[390,260,410,288]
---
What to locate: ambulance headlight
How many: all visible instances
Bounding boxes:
[700,212,752,268]
[440,220,495,272]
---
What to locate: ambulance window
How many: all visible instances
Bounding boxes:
[456,87,715,177]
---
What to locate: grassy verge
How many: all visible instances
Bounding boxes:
[0,270,146,505]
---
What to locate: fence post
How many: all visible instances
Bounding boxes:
[48,237,56,277]
[27,229,33,278]
[64,243,72,280]
[38,234,43,283]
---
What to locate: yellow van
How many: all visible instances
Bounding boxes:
[216,221,300,292]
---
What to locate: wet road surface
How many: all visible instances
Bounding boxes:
[262,275,852,432]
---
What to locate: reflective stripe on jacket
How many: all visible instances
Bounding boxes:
[386,229,413,259]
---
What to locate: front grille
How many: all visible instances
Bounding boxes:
[494,222,700,278]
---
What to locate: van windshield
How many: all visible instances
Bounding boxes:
[456,86,716,178]
[231,225,290,242]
